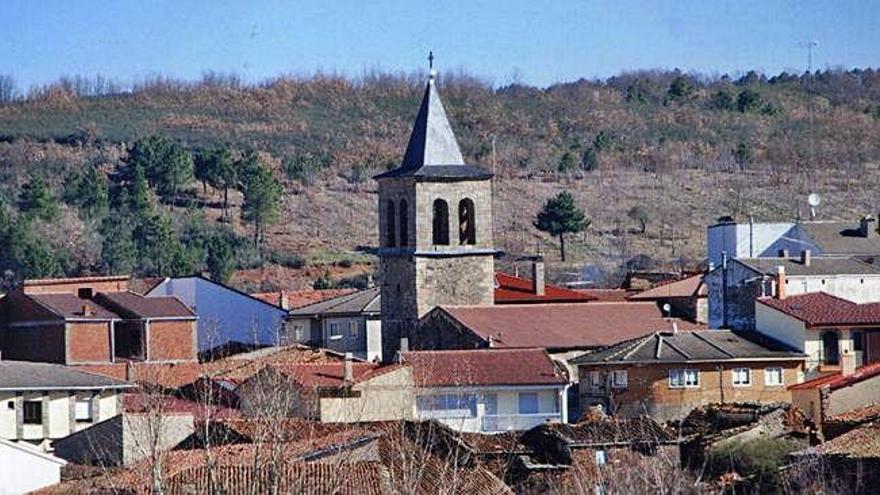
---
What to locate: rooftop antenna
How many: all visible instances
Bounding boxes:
[807,193,822,219]
[805,40,819,179]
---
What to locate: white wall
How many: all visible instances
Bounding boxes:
[0,439,64,494]
[366,319,383,362]
[148,277,288,352]
[707,222,795,266]
[785,275,880,303]
[0,390,121,442]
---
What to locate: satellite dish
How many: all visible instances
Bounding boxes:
[662,303,672,315]
[808,193,821,219]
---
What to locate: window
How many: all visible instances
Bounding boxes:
[611,370,628,389]
[732,368,751,387]
[349,321,358,337]
[853,331,865,352]
[518,393,539,414]
[385,200,396,247]
[398,199,409,247]
[764,367,784,386]
[329,323,342,340]
[75,397,94,422]
[416,394,477,417]
[595,450,608,466]
[588,371,603,388]
[821,330,840,365]
[668,369,699,388]
[432,199,450,245]
[458,198,476,245]
[23,401,42,425]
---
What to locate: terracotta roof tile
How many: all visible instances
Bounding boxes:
[789,361,880,390]
[95,291,195,319]
[402,349,567,387]
[28,293,121,320]
[812,421,880,458]
[573,289,636,302]
[759,292,880,327]
[628,274,706,300]
[269,362,383,388]
[437,302,704,349]
[826,404,880,424]
[250,289,358,310]
[493,272,596,304]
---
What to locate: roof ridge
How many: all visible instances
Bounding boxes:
[659,336,691,360]
[690,331,736,358]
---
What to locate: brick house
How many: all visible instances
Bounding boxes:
[0,276,197,367]
[570,330,806,422]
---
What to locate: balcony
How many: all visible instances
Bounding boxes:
[481,413,562,432]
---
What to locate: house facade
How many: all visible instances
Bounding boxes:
[146,275,288,355]
[628,273,708,323]
[0,438,67,494]
[570,330,805,422]
[0,360,133,446]
[756,291,880,376]
[284,287,382,361]
[706,254,880,330]
[0,276,198,367]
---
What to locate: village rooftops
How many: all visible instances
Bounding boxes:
[758,291,880,327]
[788,361,880,390]
[571,330,805,366]
[287,287,381,317]
[798,420,880,459]
[628,273,707,300]
[250,288,357,310]
[401,349,568,387]
[429,302,704,350]
[733,256,880,276]
[0,360,134,391]
[493,272,596,304]
[5,288,195,322]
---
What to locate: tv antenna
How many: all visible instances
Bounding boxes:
[807,193,822,219]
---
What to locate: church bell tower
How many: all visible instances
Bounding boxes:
[374,56,496,359]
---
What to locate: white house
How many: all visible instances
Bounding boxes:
[0,438,66,494]
[0,360,134,446]
[146,275,289,355]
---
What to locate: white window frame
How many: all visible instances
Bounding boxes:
[595,449,607,465]
[328,322,342,340]
[668,369,700,389]
[611,370,628,389]
[75,397,94,422]
[764,367,785,387]
[349,320,358,337]
[732,368,751,387]
[588,371,603,388]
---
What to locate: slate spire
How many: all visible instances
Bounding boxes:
[398,70,466,171]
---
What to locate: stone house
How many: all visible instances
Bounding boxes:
[789,357,880,435]
[756,291,880,375]
[705,254,880,330]
[570,330,805,422]
[628,273,708,323]
[146,275,288,356]
[284,287,383,361]
[0,360,133,446]
[0,276,198,367]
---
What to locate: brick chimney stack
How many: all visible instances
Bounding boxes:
[775,266,786,300]
[343,352,354,382]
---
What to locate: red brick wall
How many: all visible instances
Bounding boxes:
[67,321,112,363]
[22,277,129,295]
[148,320,196,361]
[1,324,65,362]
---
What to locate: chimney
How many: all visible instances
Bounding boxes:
[278,291,289,310]
[841,349,856,376]
[399,337,409,353]
[860,216,877,238]
[343,352,354,382]
[778,249,790,258]
[775,266,786,300]
[801,249,811,267]
[532,259,545,296]
[80,303,93,316]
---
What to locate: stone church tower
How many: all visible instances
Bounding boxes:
[374,70,496,360]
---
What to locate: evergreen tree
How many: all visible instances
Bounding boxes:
[62,166,109,217]
[100,216,137,275]
[239,156,282,252]
[18,175,59,220]
[206,233,235,283]
[534,191,590,262]
[196,146,237,219]
[128,136,193,199]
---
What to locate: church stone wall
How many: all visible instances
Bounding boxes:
[415,180,494,250]
[415,255,495,317]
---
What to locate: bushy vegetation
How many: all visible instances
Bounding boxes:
[706,437,802,491]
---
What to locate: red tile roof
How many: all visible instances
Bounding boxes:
[812,421,880,459]
[758,292,880,327]
[250,289,357,309]
[572,288,636,302]
[493,272,596,304]
[401,349,568,387]
[628,274,707,300]
[269,362,384,388]
[436,302,705,349]
[96,291,195,319]
[122,393,242,421]
[28,293,121,320]
[827,404,880,424]
[789,362,880,390]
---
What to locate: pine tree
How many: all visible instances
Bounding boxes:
[239,156,282,252]
[18,175,59,220]
[534,191,590,262]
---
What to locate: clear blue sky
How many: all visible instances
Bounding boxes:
[1,0,878,89]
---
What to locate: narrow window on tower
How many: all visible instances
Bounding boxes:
[399,199,409,247]
[433,199,449,245]
[385,200,396,247]
[459,198,476,245]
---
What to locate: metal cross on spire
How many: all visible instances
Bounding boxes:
[428,51,434,70]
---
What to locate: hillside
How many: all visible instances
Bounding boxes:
[0,68,879,290]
